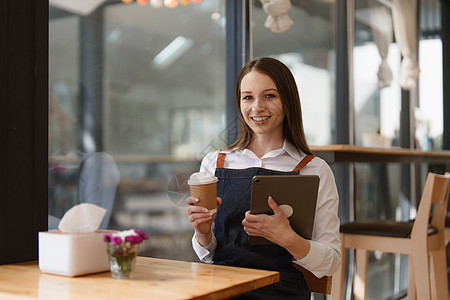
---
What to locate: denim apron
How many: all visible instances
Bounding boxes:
[213,153,315,299]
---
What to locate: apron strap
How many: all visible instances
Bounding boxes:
[292,155,315,172]
[216,148,228,169]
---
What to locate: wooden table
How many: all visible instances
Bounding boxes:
[310,145,450,164]
[0,257,279,300]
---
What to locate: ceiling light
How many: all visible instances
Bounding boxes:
[152,36,194,69]
[164,0,178,8]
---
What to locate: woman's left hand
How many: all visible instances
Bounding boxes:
[242,196,295,246]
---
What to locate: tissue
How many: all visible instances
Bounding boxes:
[58,203,106,233]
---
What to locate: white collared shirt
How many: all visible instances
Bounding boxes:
[192,140,341,277]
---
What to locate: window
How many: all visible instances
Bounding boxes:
[350,1,444,298]
[49,0,226,261]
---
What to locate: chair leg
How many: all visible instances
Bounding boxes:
[354,249,368,300]
[331,234,346,300]
[429,247,449,300]
[411,247,432,300]
[408,255,416,300]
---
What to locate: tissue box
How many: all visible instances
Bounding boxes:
[39,230,115,277]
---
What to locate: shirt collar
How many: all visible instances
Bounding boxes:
[282,139,303,161]
[226,139,303,161]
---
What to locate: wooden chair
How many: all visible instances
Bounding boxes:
[331,172,450,300]
[295,264,332,294]
[444,172,450,242]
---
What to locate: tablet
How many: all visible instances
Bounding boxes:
[249,175,320,245]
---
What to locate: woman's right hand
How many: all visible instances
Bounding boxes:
[186,196,221,245]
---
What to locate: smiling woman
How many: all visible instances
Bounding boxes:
[185,57,341,299]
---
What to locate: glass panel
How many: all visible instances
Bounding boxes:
[49,14,81,220]
[49,0,226,261]
[354,0,401,148]
[251,0,336,146]
[417,39,443,151]
[353,1,407,299]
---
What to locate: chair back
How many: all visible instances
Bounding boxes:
[294,264,332,294]
[412,173,450,239]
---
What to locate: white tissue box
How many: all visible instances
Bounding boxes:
[38,230,115,277]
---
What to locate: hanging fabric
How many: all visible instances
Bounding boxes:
[369,4,394,89]
[260,0,294,33]
[391,0,420,90]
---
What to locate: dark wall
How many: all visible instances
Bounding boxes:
[0,0,48,264]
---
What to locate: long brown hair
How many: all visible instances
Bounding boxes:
[228,57,312,155]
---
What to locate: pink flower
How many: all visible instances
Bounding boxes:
[103,234,112,243]
[111,236,122,245]
[125,235,139,244]
[104,228,148,246]
[134,229,148,241]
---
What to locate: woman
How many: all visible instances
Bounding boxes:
[186,57,340,299]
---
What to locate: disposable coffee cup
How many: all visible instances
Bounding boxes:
[187,172,219,213]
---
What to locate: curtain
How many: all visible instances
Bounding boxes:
[391,0,420,90]
[260,0,294,33]
[370,5,394,89]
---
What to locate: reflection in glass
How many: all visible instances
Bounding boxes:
[49,1,226,261]
[354,0,401,147]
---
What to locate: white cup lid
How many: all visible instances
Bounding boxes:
[187,172,218,185]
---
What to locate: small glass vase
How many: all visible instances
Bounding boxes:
[106,243,139,279]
